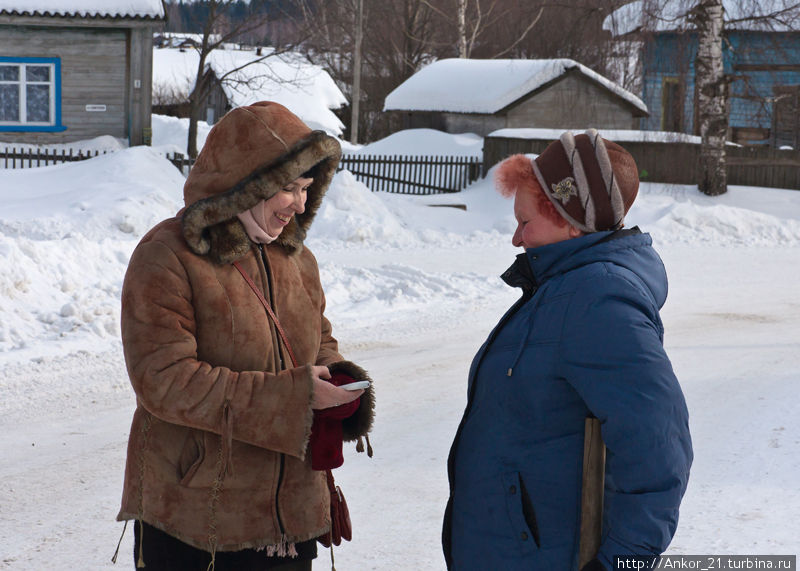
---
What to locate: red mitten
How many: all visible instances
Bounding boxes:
[309,373,362,470]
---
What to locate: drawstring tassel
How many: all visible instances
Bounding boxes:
[137,519,146,568]
[356,435,374,457]
[265,534,297,557]
[329,543,337,571]
[206,548,216,571]
[110,520,128,564]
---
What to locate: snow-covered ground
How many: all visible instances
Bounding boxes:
[1,129,799,569]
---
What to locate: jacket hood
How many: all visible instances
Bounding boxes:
[523,228,669,308]
[181,101,342,264]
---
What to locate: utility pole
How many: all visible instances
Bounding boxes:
[350,0,364,144]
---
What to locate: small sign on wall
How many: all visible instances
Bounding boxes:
[85,104,107,112]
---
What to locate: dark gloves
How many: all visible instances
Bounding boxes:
[309,372,361,470]
[581,559,608,571]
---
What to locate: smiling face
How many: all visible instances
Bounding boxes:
[512,179,582,249]
[262,176,313,239]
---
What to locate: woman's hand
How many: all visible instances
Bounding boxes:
[310,366,365,410]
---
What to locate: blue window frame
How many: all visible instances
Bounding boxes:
[0,56,66,132]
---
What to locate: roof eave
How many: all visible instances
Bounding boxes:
[0,9,165,22]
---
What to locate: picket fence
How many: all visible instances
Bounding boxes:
[165,152,483,195]
[0,147,110,168]
[338,154,483,194]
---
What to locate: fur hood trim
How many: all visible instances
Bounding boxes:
[181,105,342,264]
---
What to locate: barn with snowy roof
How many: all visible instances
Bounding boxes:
[383,58,649,137]
[0,0,164,146]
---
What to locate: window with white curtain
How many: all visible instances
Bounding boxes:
[0,57,61,129]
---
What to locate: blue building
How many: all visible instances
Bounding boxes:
[605,1,800,148]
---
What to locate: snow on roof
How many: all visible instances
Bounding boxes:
[603,0,800,35]
[152,47,348,136]
[0,0,164,19]
[489,127,702,144]
[383,58,647,115]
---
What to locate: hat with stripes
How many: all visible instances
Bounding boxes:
[532,129,639,233]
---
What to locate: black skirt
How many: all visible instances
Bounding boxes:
[133,521,317,571]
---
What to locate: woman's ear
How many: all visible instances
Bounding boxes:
[568,225,584,239]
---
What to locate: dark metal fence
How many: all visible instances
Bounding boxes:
[337,154,483,194]
[0,147,109,168]
[484,135,800,190]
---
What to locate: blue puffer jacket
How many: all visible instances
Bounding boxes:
[443,228,693,570]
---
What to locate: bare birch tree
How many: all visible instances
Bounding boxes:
[627,0,800,196]
[174,0,306,157]
[691,0,728,195]
[422,0,543,58]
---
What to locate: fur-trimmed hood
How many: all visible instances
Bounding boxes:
[181,101,342,264]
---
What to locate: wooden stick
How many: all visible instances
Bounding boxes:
[579,417,606,568]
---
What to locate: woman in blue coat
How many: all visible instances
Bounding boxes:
[443,130,693,571]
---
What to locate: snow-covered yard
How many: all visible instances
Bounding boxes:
[1,127,799,569]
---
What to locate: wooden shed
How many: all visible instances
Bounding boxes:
[0,0,164,146]
[383,58,649,137]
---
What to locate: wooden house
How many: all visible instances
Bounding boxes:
[604,0,800,147]
[383,58,649,137]
[0,0,164,146]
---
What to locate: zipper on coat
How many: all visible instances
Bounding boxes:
[256,244,287,534]
[275,452,286,534]
[446,289,535,483]
[257,244,284,369]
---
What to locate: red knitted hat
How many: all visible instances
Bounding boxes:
[532,129,639,232]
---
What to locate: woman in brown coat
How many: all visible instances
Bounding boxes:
[116,102,374,570]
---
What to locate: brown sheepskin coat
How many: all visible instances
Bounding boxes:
[117,102,374,555]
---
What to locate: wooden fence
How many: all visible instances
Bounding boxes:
[337,154,483,194]
[484,136,800,190]
[0,147,110,168]
[164,152,484,194]
[0,148,483,194]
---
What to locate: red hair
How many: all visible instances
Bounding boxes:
[495,154,568,228]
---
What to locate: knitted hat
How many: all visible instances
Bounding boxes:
[532,129,639,233]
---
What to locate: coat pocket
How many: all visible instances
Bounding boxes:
[518,474,541,548]
[178,431,206,486]
[502,472,541,555]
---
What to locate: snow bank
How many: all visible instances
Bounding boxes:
[2,144,800,362]
[348,129,483,158]
[310,170,417,246]
[0,148,184,358]
[150,113,213,156]
[0,135,127,155]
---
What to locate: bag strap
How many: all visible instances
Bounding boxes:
[232,260,337,485]
[232,260,298,368]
